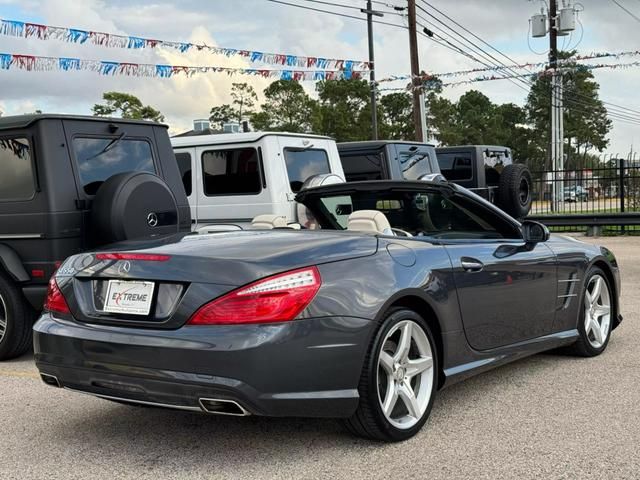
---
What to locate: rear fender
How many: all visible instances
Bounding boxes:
[0,244,29,282]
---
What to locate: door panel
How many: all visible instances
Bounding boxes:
[444,241,557,351]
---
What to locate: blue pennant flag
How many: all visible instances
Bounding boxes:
[178,43,190,53]
[0,20,25,36]
[156,65,172,78]
[280,70,293,80]
[0,53,12,69]
[59,57,81,71]
[68,29,89,43]
[316,58,328,69]
[344,69,353,80]
[313,71,326,81]
[100,61,119,75]
[344,60,354,71]
[286,55,296,66]
[127,36,146,49]
[251,51,263,62]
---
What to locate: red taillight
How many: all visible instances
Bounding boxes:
[44,277,70,314]
[96,253,171,262]
[188,267,321,325]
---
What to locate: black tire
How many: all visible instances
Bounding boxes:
[0,272,34,361]
[91,172,179,246]
[344,308,438,442]
[566,266,613,357]
[498,163,533,219]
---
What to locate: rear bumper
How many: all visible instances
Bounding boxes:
[33,313,373,418]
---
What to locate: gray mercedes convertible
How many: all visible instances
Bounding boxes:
[34,180,622,442]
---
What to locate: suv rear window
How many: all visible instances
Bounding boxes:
[0,138,35,201]
[284,149,330,192]
[340,151,385,182]
[437,152,473,181]
[202,148,261,196]
[397,148,434,180]
[73,137,155,195]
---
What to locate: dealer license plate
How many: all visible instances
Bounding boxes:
[104,280,155,316]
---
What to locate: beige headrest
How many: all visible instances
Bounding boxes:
[251,214,288,229]
[347,210,392,235]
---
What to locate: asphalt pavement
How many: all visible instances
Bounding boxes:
[1,235,639,479]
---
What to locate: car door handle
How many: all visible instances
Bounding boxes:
[461,257,484,272]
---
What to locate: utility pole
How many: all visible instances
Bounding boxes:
[407,0,426,142]
[362,1,383,140]
[549,0,559,211]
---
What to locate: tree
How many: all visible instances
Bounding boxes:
[379,92,414,140]
[209,104,236,129]
[526,51,611,170]
[230,82,258,123]
[314,79,372,141]
[250,80,317,133]
[92,91,164,122]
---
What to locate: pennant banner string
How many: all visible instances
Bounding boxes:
[376,51,640,84]
[0,52,367,81]
[0,17,370,71]
[377,61,640,92]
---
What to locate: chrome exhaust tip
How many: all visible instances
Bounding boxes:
[40,373,61,388]
[199,398,251,416]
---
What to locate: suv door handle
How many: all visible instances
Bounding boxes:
[461,257,484,272]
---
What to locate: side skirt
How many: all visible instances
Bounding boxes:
[441,329,579,389]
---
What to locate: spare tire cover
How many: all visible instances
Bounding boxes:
[91,172,179,244]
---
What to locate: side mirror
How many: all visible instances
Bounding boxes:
[521,220,550,244]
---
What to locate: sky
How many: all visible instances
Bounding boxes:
[0,0,639,155]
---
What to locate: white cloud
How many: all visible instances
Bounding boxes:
[0,0,638,152]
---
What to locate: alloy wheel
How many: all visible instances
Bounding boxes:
[584,274,611,349]
[376,320,434,430]
[0,294,7,344]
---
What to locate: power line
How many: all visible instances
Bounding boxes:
[609,0,640,23]
[265,0,407,28]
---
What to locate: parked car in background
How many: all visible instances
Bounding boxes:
[0,114,191,360]
[336,141,441,182]
[34,180,621,442]
[564,185,589,202]
[171,132,345,231]
[337,142,533,219]
[435,145,533,219]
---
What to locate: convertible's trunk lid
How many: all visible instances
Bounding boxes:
[54,230,377,328]
[64,230,378,286]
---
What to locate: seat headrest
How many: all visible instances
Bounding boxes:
[251,214,288,229]
[347,210,392,235]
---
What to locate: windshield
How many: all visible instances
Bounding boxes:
[302,188,520,240]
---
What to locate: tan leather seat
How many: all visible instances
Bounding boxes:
[347,210,393,235]
[251,214,288,229]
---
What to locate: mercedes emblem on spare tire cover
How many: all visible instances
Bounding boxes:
[91,172,179,243]
[147,212,159,227]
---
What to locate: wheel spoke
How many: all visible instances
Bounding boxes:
[394,322,412,363]
[591,319,604,345]
[382,383,399,416]
[405,356,433,378]
[398,383,421,419]
[0,318,6,329]
[379,351,394,375]
[590,277,602,303]
[594,304,610,318]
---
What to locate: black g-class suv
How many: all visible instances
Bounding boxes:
[0,114,191,360]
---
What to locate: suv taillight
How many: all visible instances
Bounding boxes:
[187,267,321,325]
[44,277,70,315]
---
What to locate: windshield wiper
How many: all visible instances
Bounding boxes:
[84,131,127,162]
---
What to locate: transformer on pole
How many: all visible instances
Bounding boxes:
[530,0,578,211]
